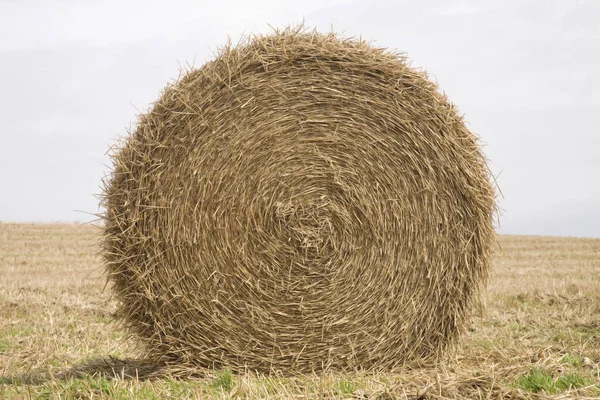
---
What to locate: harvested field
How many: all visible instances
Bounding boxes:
[1,223,599,399]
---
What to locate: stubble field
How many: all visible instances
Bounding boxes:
[0,223,599,399]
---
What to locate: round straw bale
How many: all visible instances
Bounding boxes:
[102,27,497,373]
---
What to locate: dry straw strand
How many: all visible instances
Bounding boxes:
[101,26,497,374]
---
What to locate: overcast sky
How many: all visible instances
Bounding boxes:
[0,0,598,237]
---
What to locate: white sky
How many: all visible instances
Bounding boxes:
[0,0,598,237]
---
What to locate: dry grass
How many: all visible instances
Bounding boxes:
[1,223,599,398]
[102,26,496,372]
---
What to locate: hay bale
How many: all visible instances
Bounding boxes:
[102,27,497,373]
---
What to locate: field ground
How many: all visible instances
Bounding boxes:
[0,223,599,399]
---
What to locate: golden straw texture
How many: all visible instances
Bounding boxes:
[102,27,497,373]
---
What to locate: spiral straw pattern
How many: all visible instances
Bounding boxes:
[102,27,497,373]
